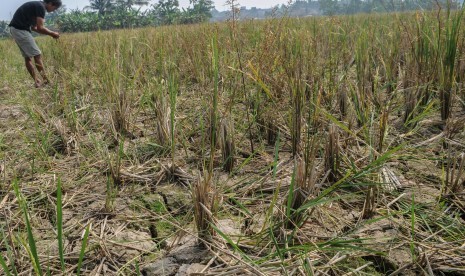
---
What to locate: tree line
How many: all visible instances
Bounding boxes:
[55,0,216,32]
[316,0,460,16]
[0,0,215,35]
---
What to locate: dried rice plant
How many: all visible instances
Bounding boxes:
[361,185,377,220]
[378,108,389,153]
[291,87,303,157]
[285,158,313,230]
[403,88,416,127]
[193,173,217,245]
[152,90,171,149]
[106,142,123,212]
[219,117,235,173]
[417,84,432,109]
[50,117,78,155]
[324,125,340,183]
[446,152,465,194]
[110,90,132,139]
[285,136,320,231]
[338,86,348,119]
[266,118,279,146]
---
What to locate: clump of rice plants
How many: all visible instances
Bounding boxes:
[219,117,236,173]
[193,172,217,246]
[325,124,340,183]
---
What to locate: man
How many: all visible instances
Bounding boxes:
[9,0,62,88]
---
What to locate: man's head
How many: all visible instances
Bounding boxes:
[43,0,62,12]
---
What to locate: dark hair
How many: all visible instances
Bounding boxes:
[44,0,62,8]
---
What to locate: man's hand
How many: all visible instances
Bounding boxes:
[50,31,60,39]
[34,17,59,39]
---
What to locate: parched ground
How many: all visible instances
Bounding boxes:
[1,35,465,276]
[1,80,464,276]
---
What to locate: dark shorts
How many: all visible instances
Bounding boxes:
[10,27,41,58]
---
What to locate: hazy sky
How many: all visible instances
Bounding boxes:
[1,0,289,20]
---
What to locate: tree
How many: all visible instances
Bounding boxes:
[86,0,115,16]
[318,0,340,15]
[46,5,67,26]
[0,21,9,38]
[153,0,180,25]
[116,0,150,11]
[184,0,214,23]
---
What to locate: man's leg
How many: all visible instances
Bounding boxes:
[25,57,41,88]
[33,55,49,85]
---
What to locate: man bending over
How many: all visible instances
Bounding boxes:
[9,0,62,88]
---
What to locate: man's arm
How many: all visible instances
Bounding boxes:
[32,17,59,39]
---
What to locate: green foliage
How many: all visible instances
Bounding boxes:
[56,178,65,272]
[76,224,91,276]
[0,21,9,38]
[54,0,214,33]
[0,254,12,276]
[318,0,460,16]
[86,0,115,15]
[152,0,181,25]
[13,180,42,276]
[56,8,154,32]
[440,4,464,120]
[181,0,215,24]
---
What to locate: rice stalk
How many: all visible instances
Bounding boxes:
[106,142,123,212]
[0,253,12,276]
[417,84,433,111]
[361,185,377,220]
[12,179,42,276]
[168,72,178,170]
[23,106,56,160]
[376,106,389,154]
[354,28,371,127]
[56,177,64,272]
[266,117,279,146]
[110,90,132,139]
[413,12,437,110]
[136,261,141,276]
[152,83,171,151]
[109,141,123,187]
[338,86,348,119]
[76,224,90,276]
[210,35,220,171]
[324,124,340,183]
[285,158,309,231]
[403,88,417,128]
[0,227,18,276]
[445,152,465,194]
[227,0,255,153]
[284,134,320,233]
[105,176,116,213]
[193,172,217,245]
[50,117,77,155]
[272,131,281,179]
[284,164,297,232]
[440,4,464,121]
[104,38,133,140]
[350,85,369,128]
[219,117,235,173]
[291,84,303,157]
[410,194,416,262]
